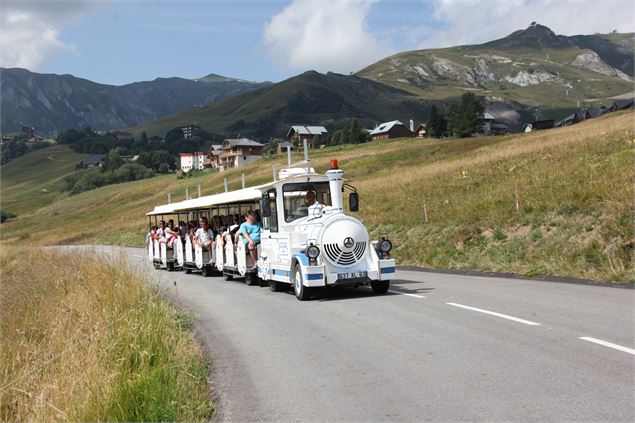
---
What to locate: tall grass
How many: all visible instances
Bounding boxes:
[0,248,213,422]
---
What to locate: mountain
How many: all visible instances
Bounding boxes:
[0,68,268,136]
[132,70,429,139]
[356,24,634,127]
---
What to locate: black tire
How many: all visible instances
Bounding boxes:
[154,262,160,270]
[185,268,192,274]
[269,279,283,292]
[293,265,311,301]
[371,280,389,295]
[245,272,258,286]
[201,266,211,277]
[167,262,175,272]
[223,272,233,281]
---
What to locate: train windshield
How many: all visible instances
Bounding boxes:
[283,182,332,222]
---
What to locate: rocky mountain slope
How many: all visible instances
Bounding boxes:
[0,68,268,136]
[357,24,633,126]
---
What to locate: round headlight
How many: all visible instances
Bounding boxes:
[379,239,392,253]
[306,244,320,259]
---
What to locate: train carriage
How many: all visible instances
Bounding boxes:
[145,204,182,271]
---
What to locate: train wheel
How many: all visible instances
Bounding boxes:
[293,265,310,301]
[223,272,233,281]
[269,279,283,292]
[245,272,258,286]
[201,266,211,277]
[371,280,389,295]
[185,268,192,274]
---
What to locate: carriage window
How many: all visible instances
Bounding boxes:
[283,182,331,222]
[264,189,278,232]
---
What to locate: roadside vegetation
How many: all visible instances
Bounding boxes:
[0,248,213,422]
[1,112,632,282]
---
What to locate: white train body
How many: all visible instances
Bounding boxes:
[145,159,395,300]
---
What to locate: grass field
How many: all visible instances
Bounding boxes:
[1,111,633,282]
[0,145,86,216]
[0,247,213,422]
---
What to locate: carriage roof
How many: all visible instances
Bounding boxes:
[146,168,329,215]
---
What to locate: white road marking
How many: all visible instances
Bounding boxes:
[579,337,635,355]
[389,290,425,298]
[446,302,540,326]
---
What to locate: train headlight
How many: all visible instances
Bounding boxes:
[306,244,320,259]
[379,239,392,253]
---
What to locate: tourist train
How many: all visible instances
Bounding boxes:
[146,144,395,300]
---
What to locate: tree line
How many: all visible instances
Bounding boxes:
[427,93,485,138]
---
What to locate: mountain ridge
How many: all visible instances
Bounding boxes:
[0,67,269,135]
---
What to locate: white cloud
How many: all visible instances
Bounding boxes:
[422,0,635,48]
[0,1,104,70]
[263,0,392,74]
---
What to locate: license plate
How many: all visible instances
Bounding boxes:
[337,271,367,280]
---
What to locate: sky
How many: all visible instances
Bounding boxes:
[1,0,634,86]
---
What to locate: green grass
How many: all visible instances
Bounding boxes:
[1,112,633,282]
[0,247,213,422]
[0,144,86,215]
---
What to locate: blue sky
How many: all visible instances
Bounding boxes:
[2,0,633,86]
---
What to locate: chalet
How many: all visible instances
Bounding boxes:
[369,120,414,141]
[524,119,554,132]
[20,125,37,139]
[218,138,264,170]
[179,152,207,173]
[490,123,510,135]
[287,125,328,148]
[206,144,223,168]
[276,141,294,154]
[83,154,106,168]
[415,123,427,138]
[610,97,634,111]
[481,112,495,134]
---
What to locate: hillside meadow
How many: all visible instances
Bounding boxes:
[1,111,633,282]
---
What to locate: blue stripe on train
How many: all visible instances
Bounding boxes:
[306,273,323,280]
[381,267,395,274]
[273,269,291,277]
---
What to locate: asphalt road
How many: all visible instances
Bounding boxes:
[100,246,634,422]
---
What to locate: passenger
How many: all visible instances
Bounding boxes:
[178,221,188,242]
[254,209,262,223]
[219,226,228,246]
[194,216,215,262]
[162,219,178,247]
[156,220,167,241]
[188,221,197,243]
[238,211,262,269]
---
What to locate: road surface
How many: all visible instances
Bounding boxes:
[99,246,634,422]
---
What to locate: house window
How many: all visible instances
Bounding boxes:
[263,189,278,232]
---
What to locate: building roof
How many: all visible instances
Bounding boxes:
[83,154,105,165]
[490,123,509,129]
[287,125,328,138]
[369,120,403,136]
[223,138,264,148]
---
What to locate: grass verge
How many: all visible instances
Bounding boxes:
[0,247,213,422]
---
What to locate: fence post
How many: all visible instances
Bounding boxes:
[198,184,201,198]
[423,198,429,223]
[185,187,189,200]
[515,183,520,214]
